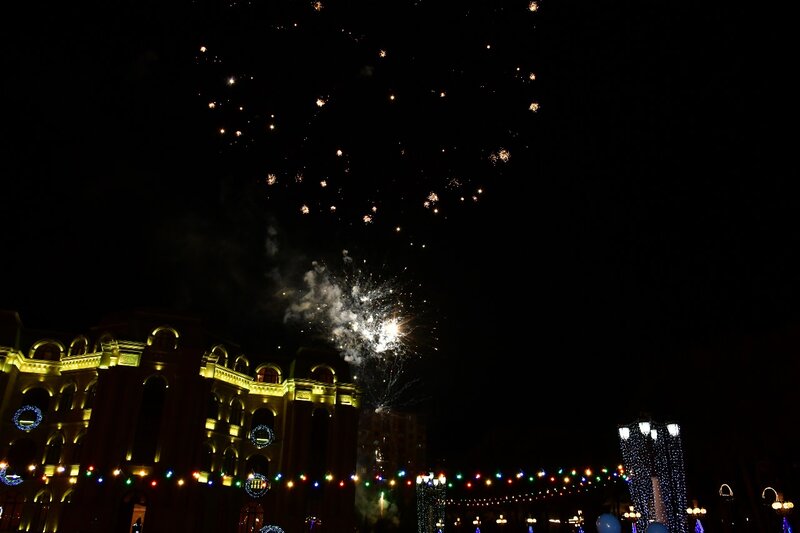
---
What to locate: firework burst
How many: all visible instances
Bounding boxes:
[284,251,424,409]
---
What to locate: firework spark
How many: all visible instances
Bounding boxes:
[284,251,421,409]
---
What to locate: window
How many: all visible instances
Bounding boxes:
[251,408,275,431]
[72,433,85,464]
[84,382,97,410]
[57,384,76,412]
[0,491,25,531]
[22,388,50,412]
[311,366,334,384]
[309,409,330,478]
[234,356,249,374]
[32,490,51,533]
[6,438,37,478]
[256,366,280,383]
[151,327,178,350]
[229,400,244,426]
[245,454,270,477]
[130,376,167,464]
[200,442,214,472]
[222,448,237,476]
[69,337,88,356]
[238,503,263,533]
[44,435,64,465]
[207,394,220,420]
[32,342,62,361]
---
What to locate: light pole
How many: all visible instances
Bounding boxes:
[623,506,642,533]
[686,501,707,533]
[496,514,508,527]
[473,516,481,533]
[763,487,794,533]
[526,517,537,533]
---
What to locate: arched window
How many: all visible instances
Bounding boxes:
[0,491,25,531]
[256,366,280,383]
[222,448,237,476]
[229,399,244,426]
[83,382,97,410]
[309,408,330,479]
[200,442,214,472]
[130,376,167,464]
[31,341,63,361]
[207,393,220,420]
[32,490,51,533]
[151,327,179,350]
[22,387,50,412]
[44,434,64,465]
[234,356,249,374]
[238,503,264,533]
[311,365,334,384]
[251,408,275,431]
[7,438,37,478]
[245,454,270,477]
[68,337,88,356]
[57,384,76,412]
[72,432,86,464]
[94,333,114,353]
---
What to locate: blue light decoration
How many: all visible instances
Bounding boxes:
[783,517,792,533]
[695,519,704,533]
[249,425,275,448]
[245,473,271,498]
[13,405,43,431]
[0,466,23,486]
[259,526,285,533]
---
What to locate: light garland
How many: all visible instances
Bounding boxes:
[21,462,624,498]
[618,421,687,533]
[446,474,625,507]
[13,405,43,431]
[259,526,285,533]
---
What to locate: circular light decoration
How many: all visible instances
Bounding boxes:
[259,526,285,533]
[13,405,43,431]
[0,466,23,486]
[245,473,271,498]
[249,425,275,448]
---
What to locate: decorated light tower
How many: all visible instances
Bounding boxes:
[618,420,688,533]
[417,473,447,533]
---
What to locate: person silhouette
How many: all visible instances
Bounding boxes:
[131,517,143,533]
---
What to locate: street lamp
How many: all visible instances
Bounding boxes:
[496,514,508,525]
[763,487,794,533]
[623,506,642,533]
[686,501,707,533]
[473,516,481,533]
[526,517,537,533]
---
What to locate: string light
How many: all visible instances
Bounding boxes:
[417,473,447,532]
[619,420,688,533]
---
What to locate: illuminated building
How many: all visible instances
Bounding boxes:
[0,310,361,532]
[618,420,688,533]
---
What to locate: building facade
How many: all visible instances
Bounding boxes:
[0,310,361,533]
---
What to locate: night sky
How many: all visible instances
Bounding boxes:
[3,0,797,498]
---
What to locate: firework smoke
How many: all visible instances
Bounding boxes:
[284,250,420,410]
